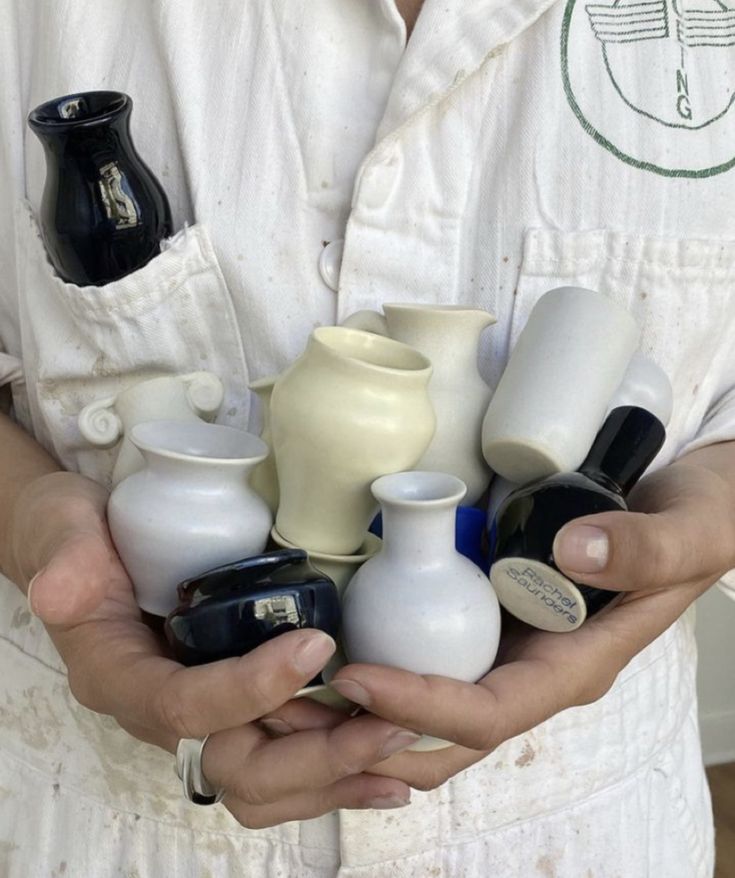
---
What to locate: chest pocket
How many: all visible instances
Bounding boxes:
[13,202,250,487]
[510,228,735,467]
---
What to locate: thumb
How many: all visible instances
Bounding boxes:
[27,530,116,626]
[552,503,732,593]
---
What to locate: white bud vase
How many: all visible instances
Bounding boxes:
[481,287,639,484]
[343,304,495,504]
[79,371,224,486]
[342,471,501,680]
[270,327,435,555]
[108,420,272,617]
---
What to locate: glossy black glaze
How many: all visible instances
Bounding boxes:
[165,549,340,676]
[28,91,172,286]
[492,406,666,619]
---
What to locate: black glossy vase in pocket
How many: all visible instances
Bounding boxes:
[28,91,172,286]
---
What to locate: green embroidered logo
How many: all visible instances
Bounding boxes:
[561,0,735,177]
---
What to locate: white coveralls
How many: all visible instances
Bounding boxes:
[1,1,734,875]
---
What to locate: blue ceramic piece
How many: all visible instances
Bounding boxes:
[165,549,340,674]
[369,505,489,574]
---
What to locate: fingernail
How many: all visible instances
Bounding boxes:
[26,569,45,616]
[329,679,371,707]
[260,718,294,737]
[553,525,609,574]
[366,793,410,810]
[380,729,421,759]
[292,632,336,676]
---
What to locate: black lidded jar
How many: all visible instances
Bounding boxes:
[27,91,172,286]
[165,549,341,680]
[489,406,666,632]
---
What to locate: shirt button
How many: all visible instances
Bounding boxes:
[318,239,344,292]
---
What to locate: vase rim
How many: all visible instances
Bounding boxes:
[271,525,382,562]
[383,303,497,322]
[312,326,431,375]
[130,419,267,466]
[28,91,131,134]
[371,471,467,508]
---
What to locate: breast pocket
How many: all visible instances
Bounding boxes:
[14,201,250,486]
[510,228,735,467]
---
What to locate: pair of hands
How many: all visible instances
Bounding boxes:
[9,447,735,828]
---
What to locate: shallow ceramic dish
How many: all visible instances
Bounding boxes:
[165,549,340,678]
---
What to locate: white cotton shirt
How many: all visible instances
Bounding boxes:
[0,1,733,875]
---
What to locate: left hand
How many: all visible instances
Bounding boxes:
[269,445,735,791]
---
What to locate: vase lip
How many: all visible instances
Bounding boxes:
[383,303,497,324]
[271,525,382,562]
[130,419,268,466]
[28,91,131,134]
[371,471,467,508]
[312,326,432,375]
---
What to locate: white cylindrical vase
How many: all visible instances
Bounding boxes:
[481,287,640,484]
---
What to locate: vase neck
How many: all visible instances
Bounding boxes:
[380,501,457,566]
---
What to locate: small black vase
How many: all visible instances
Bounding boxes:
[28,91,172,286]
[165,549,341,674]
[489,406,666,632]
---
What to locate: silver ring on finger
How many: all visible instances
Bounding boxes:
[175,735,225,806]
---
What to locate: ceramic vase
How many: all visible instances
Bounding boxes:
[343,304,495,504]
[342,471,501,680]
[248,375,279,514]
[165,549,341,669]
[271,526,382,598]
[79,371,224,486]
[28,91,172,286]
[481,286,640,484]
[606,351,673,426]
[108,420,272,617]
[270,326,435,555]
[490,406,666,632]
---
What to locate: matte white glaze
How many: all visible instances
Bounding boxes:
[342,471,501,682]
[481,286,640,483]
[108,420,272,617]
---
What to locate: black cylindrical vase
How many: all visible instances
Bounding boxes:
[28,91,172,286]
[489,406,666,632]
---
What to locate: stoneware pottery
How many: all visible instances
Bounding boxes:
[370,505,489,574]
[79,371,225,486]
[270,326,435,555]
[164,549,340,673]
[28,91,172,285]
[343,304,495,504]
[342,471,501,752]
[248,375,279,514]
[271,526,382,598]
[108,420,272,617]
[342,471,500,680]
[490,405,666,632]
[606,351,674,426]
[481,286,640,484]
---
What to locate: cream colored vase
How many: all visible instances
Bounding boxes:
[79,371,224,486]
[270,326,435,555]
[343,304,495,504]
[249,375,279,514]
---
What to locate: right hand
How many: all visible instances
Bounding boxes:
[9,471,416,826]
